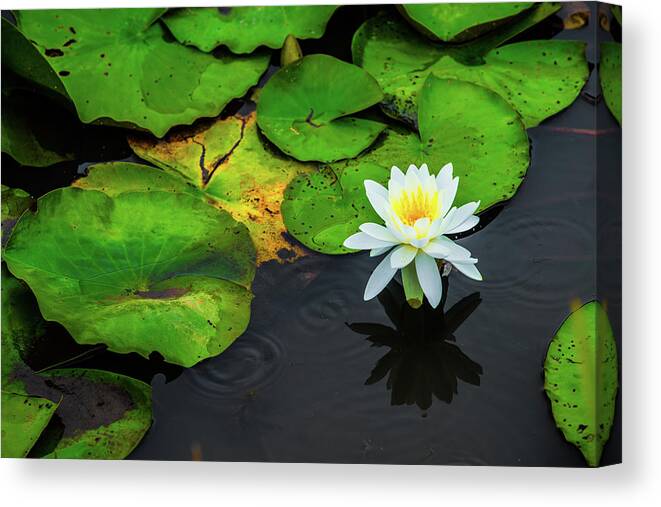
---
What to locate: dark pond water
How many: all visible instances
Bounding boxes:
[2,3,621,466]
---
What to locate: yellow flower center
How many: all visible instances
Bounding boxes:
[391,186,441,226]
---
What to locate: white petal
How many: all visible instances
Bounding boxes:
[425,236,472,260]
[441,177,459,214]
[436,162,453,187]
[359,222,399,243]
[365,191,393,224]
[364,251,398,300]
[370,246,393,257]
[390,244,418,269]
[446,214,479,234]
[405,165,420,189]
[419,163,430,179]
[444,201,480,234]
[423,237,453,258]
[428,218,443,238]
[364,179,388,200]
[450,260,483,281]
[344,232,395,250]
[390,165,405,185]
[415,252,443,308]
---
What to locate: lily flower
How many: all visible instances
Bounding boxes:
[343,163,482,308]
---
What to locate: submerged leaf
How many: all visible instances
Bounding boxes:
[127,113,314,264]
[164,6,338,54]
[4,187,256,367]
[600,42,621,125]
[257,54,386,162]
[544,301,618,467]
[400,2,534,42]
[352,13,587,128]
[282,76,529,254]
[1,82,77,168]
[26,369,151,460]
[14,9,270,137]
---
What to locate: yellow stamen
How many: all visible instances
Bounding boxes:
[391,185,440,226]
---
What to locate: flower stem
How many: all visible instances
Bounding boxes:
[402,263,423,309]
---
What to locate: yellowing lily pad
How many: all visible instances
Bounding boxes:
[353,13,588,128]
[13,9,270,137]
[128,113,315,264]
[544,301,618,467]
[400,2,534,42]
[1,391,59,458]
[164,6,339,54]
[27,369,152,460]
[282,76,529,254]
[4,187,256,367]
[257,54,386,162]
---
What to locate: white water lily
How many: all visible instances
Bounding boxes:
[343,163,482,308]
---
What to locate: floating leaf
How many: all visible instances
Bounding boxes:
[1,391,59,458]
[600,42,621,125]
[4,187,256,367]
[164,6,338,54]
[257,54,386,162]
[126,112,314,264]
[352,13,588,128]
[14,9,270,137]
[282,76,529,254]
[400,2,534,42]
[26,369,151,459]
[544,301,618,467]
[1,185,34,248]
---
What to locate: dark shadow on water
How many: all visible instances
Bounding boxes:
[348,281,483,411]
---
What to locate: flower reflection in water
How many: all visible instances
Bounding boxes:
[348,280,482,410]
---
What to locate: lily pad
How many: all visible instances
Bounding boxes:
[14,9,270,137]
[25,369,151,459]
[600,42,621,125]
[256,54,386,162]
[352,13,588,128]
[1,391,59,458]
[282,76,529,254]
[544,301,618,467]
[164,6,339,54]
[4,187,256,367]
[400,2,534,42]
[125,113,315,264]
[1,185,34,248]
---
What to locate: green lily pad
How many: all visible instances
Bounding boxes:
[352,13,588,128]
[26,369,151,459]
[256,54,386,162]
[611,5,622,26]
[1,185,34,248]
[600,42,621,125]
[14,9,270,137]
[544,301,618,467]
[4,187,256,367]
[1,391,59,458]
[400,2,534,42]
[163,6,339,54]
[127,113,315,264]
[282,76,529,254]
